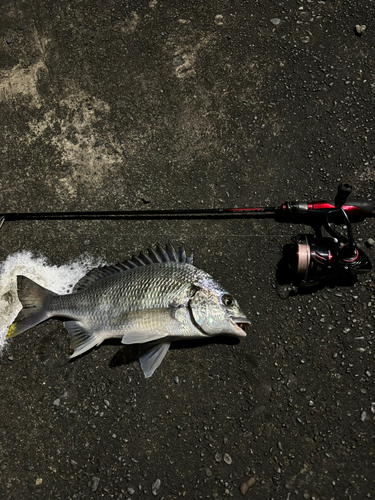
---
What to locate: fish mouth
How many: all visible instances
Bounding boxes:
[230,316,251,337]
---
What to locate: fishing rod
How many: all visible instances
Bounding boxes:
[0,183,373,222]
[1,183,374,287]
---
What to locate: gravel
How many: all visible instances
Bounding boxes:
[1,0,374,499]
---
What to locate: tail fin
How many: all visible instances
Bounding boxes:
[6,276,57,338]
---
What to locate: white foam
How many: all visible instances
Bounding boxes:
[0,251,106,352]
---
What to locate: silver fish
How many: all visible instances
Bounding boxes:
[7,245,250,377]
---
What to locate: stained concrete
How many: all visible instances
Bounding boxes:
[1,1,375,498]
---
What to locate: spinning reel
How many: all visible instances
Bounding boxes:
[278,183,373,287]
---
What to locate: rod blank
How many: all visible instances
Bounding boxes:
[1,207,276,222]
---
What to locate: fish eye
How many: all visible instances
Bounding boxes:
[222,294,233,307]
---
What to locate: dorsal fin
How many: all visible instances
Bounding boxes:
[73,244,193,292]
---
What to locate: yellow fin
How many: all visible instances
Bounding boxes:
[6,323,16,338]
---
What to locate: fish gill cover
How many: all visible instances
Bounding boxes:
[0,251,106,351]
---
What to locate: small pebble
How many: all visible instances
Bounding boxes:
[152,478,161,496]
[92,476,100,492]
[223,453,232,465]
[6,39,12,45]
[355,24,366,34]
[366,237,375,246]
[172,56,184,67]
[214,14,224,26]
[270,18,281,26]
[35,478,43,486]
[240,477,255,495]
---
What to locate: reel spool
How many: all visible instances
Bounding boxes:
[287,234,371,287]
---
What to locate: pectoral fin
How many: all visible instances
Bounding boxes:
[138,340,171,378]
[121,330,169,344]
[120,307,184,345]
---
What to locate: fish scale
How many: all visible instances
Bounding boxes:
[6,245,250,378]
[53,264,195,324]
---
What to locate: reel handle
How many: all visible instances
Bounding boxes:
[334,183,352,208]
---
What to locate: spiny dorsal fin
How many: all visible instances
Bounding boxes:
[73,244,193,292]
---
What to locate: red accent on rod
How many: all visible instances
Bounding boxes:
[308,202,335,210]
[308,203,362,215]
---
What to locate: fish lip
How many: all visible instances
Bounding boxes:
[230,316,250,337]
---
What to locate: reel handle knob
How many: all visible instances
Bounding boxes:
[335,183,352,208]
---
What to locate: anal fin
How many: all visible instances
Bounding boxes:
[64,321,101,358]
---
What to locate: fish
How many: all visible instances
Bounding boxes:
[6,245,250,377]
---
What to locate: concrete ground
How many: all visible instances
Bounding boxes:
[0,0,374,498]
